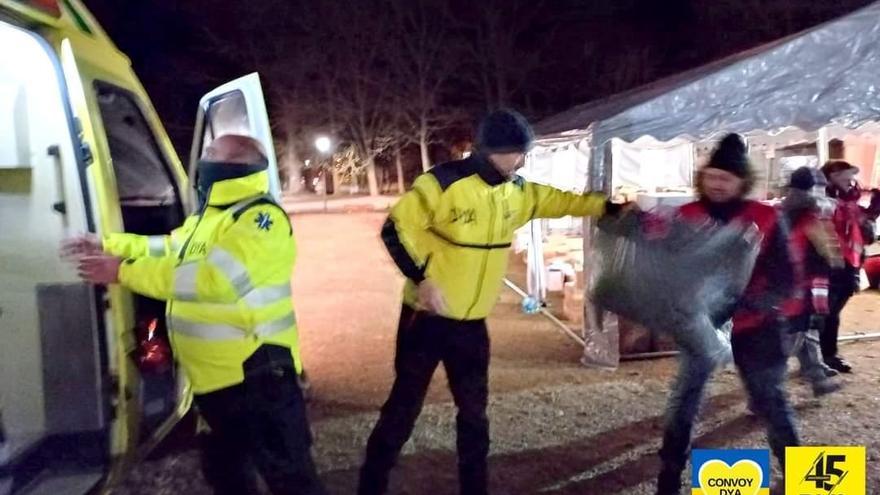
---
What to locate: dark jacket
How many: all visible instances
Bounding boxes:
[780,190,843,316]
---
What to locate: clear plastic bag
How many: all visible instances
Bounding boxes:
[589,211,761,364]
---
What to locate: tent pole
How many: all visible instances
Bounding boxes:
[503,278,585,346]
[621,350,679,361]
[838,332,880,343]
[817,127,830,164]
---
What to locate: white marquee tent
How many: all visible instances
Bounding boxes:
[519,1,880,364]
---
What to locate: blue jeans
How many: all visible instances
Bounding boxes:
[658,326,799,491]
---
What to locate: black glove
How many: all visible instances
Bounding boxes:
[604,200,623,216]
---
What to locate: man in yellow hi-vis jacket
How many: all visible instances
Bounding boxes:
[63,135,325,495]
[358,110,621,495]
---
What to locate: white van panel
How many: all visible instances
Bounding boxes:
[0,21,89,447]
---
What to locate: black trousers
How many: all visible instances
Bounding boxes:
[358,306,491,495]
[821,265,859,359]
[194,345,326,495]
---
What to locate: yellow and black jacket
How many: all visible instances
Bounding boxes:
[383,154,607,321]
[103,170,301,394]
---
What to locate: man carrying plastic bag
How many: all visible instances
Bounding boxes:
[592,134,801,494]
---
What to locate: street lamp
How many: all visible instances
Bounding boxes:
[315,136,332,154]
[314,136,333,212]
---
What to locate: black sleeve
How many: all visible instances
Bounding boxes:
[381,217,427,284]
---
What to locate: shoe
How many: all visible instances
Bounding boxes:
[656,468,682,495]
[824,356,853,373]
[812,378,844,397]
[820,364,840,377]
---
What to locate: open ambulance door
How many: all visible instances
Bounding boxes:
[188,73,282,201]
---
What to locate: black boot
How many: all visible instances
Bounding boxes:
[656,466,683,495]
[824,356,852,373]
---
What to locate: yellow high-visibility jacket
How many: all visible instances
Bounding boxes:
[104,170,301,394]
[382,154,607,321]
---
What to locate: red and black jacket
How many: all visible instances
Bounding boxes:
[826,183,879,268]
[679,199,798,334]
[783,207,833,316]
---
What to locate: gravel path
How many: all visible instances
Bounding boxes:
[116,213,880,494]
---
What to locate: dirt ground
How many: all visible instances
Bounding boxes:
[118,212,880,495]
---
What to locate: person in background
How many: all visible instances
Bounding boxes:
[358,109,625,495]
[656,134,800,495]
[820,160,880,373]
[779,167,844,396]
[62,135,325,495]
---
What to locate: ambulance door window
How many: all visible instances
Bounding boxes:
[199,90,248,159]
[93,81,181,210]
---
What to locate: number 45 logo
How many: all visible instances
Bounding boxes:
[805,453,848,491]
[786,446,866,495]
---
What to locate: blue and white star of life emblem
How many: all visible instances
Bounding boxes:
[255,211,274,231]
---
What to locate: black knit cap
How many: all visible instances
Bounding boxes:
[708,133,750,178]
[788,166,817,191]
[476,109,535,154]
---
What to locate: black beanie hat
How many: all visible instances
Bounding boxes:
[708,133,750,178]
[788,166,817,191]
[476,109,534,154]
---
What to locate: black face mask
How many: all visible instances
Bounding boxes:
[196,160,267,209]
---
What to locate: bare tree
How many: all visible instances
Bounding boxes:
[385,0,465,172]
[453,0,552,110]
[287,1,400,196]
[193,0,324,194]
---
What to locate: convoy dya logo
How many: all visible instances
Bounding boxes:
[691,449,769,495]
[785,446,866,495]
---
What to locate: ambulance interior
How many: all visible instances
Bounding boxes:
[1,20,183,492]
[97,78,188,439]
[93,78,185,440]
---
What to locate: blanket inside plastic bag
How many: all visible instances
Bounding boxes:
[584,211,762,368]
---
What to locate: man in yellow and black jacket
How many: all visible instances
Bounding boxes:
[64,135,325,495]
[359,110,618,495]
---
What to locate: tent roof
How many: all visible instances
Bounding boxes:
[535,2,880,144]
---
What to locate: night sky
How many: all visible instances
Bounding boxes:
[84,0,875,166]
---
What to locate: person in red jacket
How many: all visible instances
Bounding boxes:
[656,134,800,495]
[820,160,880,372]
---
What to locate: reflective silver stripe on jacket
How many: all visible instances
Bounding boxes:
[173,263,200,301]
[170,311,296,340]
[206,247,253,296]
[172,247,253,301]
[242,283,292,307]
[147,236,167,256]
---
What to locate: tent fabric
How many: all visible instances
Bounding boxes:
[528,1,880,361]
[521,138,591,193]
[610,137,694,190]
[535,1,880,146]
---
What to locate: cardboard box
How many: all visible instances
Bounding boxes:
[547,268,565,292]
[562,281,584,325]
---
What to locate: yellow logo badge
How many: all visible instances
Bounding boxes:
[786,446,866,495]
[692,450,769,495]
[698,460,764,495]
